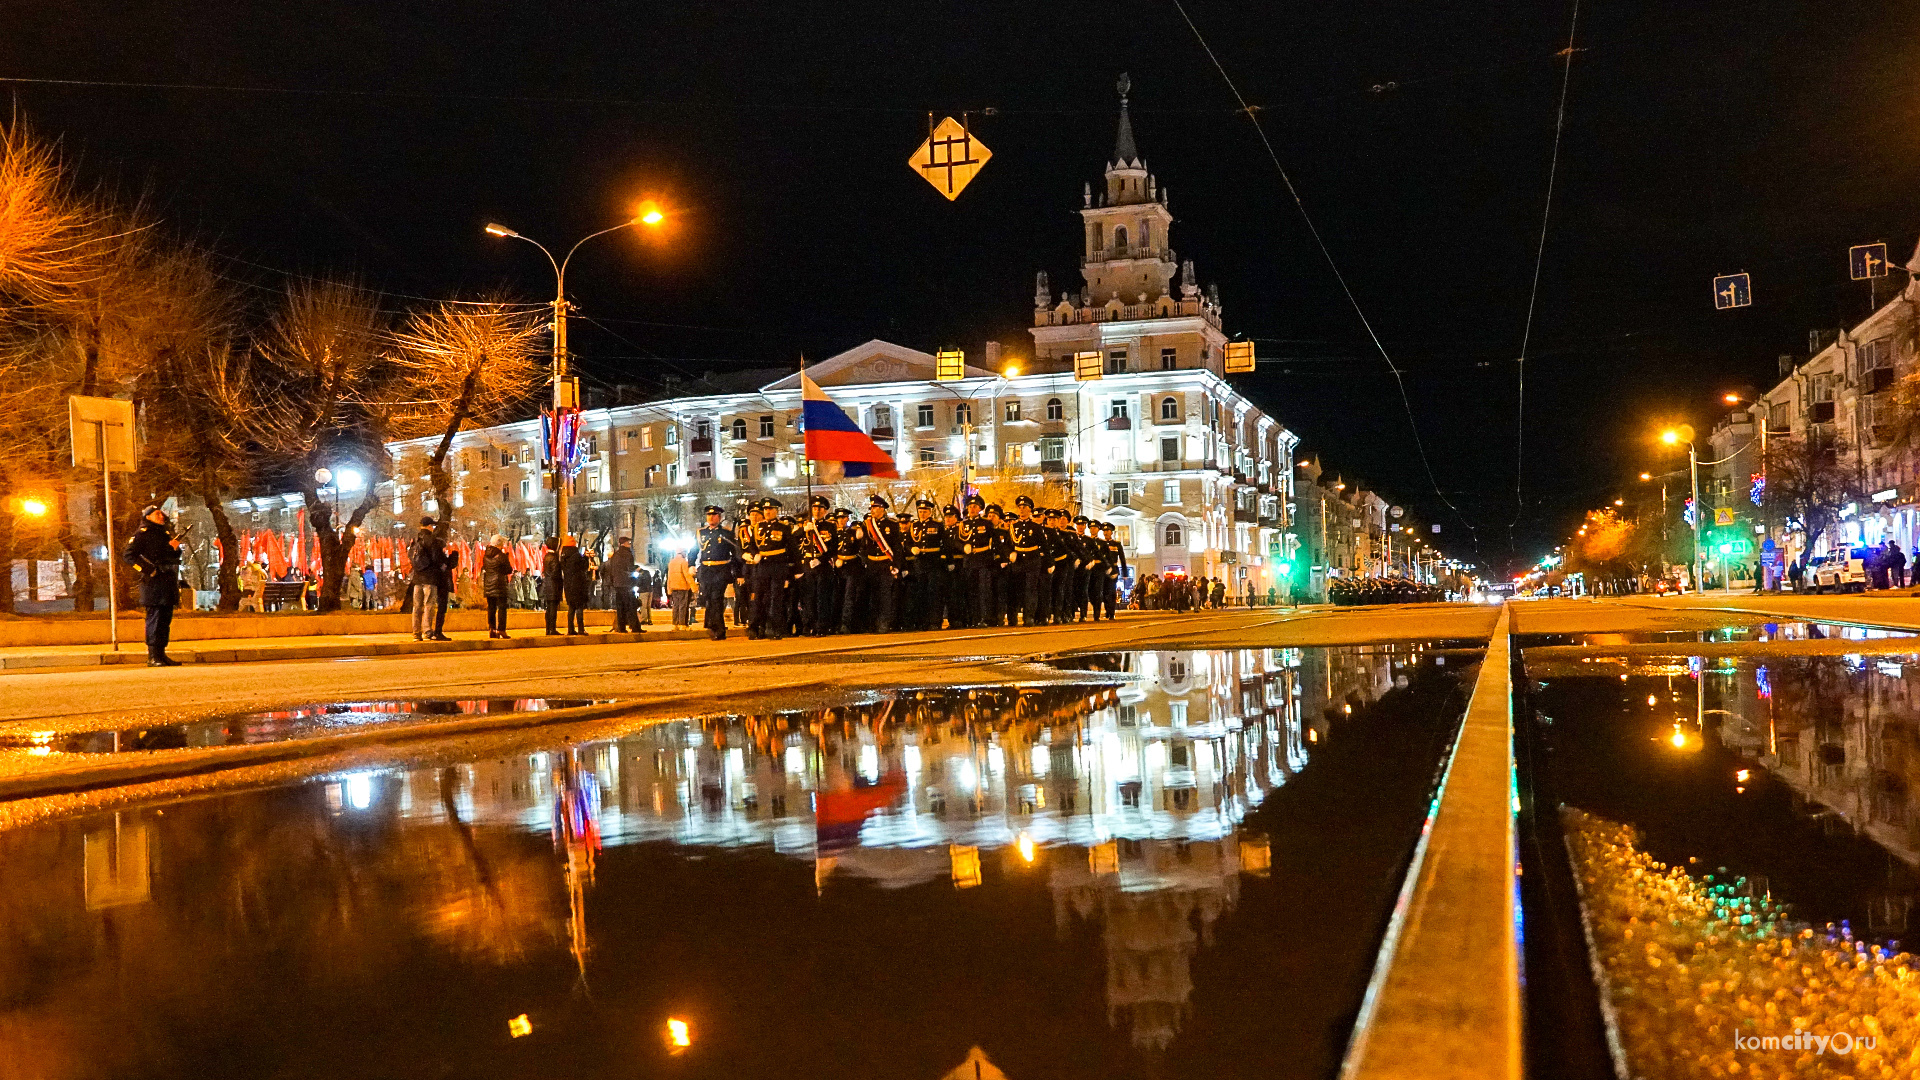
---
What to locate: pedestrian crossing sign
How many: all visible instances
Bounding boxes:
[1850,242,1890,280]
[1714,507,1735,526]
[1713,272,1752,310]
[910,116,992,201]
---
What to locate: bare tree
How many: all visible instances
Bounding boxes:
[252,279,394,610]
[0,119,104,306]
[388,298,544,539]
[1765,429,1863,555]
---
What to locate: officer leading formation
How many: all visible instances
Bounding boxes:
[687,493,1127,641]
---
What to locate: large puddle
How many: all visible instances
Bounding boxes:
[0,645,1472,1079]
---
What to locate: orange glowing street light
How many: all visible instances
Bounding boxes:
[485,204,668,537]
[14,497,48,518]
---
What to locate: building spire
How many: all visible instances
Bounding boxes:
[1112,72,1140,167]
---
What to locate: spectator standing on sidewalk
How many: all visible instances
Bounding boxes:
[540,537,563,636]
[481,536,513,638]
[667,547,695,628]
[125,505,183,667]
[603,537,642,633]
[561,535,591,635]
[407,517,446,641]
[635,563,656,625]
[1890,541,1909,589]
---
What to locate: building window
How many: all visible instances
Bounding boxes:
[872,404,892,432]
[1160,437,1180,463]
[1046,398,1064,421]
[643,465,656,489]
[695,421,712,441]
[668,463,680,485]
[1004,400,1021,422]
[1160,396,1180,421]
[1163,480,1180,504]
[1161,347,1177,370]
[918,447,936,466]
[1113,225,1128,251]
[1106,350,1127,374]
[694,460,712,480]
[641,426,654,450]
[1164,522,1184,547]
[730,418,748,441]
[759,415,775,438]
[732,457,749,480]
[519,478,532,499]
[917,403,935,428]
[1110,398,1130,419]
[621,430,634,450]
[583,435,598,456]
[519,446,533,463]
[1040,436,1066,462]
[500,450,512,467]
[1110,482,1130,506]
[501,484,510,502]
[954,402,971,426]
[760,458,776,481]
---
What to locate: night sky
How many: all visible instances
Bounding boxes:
[9,1,1919,571]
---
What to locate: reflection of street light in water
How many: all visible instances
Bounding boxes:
[666,1017,692,1052]
[1016,832,1036,863]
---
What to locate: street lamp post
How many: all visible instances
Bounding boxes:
[487,204,663,541]
[1662,426,1702,592]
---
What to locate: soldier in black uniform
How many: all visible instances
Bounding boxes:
[1099,522,1124,619]
[939,505,965,629]
[694,505,741,640]
[843,494,905,634]
[986,504,1014,626]
[796,495,837,635]
[1009,496,1047,626]
[906,498,945,630]
[1079,516,1105,622]
[827,508,853,632]
[1046,510,1074,623]
[959,494,994,629]
[734,503,760,629]
[746,497,793,639]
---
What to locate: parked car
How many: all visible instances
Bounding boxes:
[1807,550,1867,593]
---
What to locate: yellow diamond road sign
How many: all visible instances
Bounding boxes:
[911,117,991,201]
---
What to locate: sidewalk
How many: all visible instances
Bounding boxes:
[0,625,709,671]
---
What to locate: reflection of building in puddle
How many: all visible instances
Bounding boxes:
[83,814,152,910]
[1051,833,1268,1051]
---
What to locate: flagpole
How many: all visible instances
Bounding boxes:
[801,354,814,511]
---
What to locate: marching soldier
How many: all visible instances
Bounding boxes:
[827,507,854,632]
[906,497,946,630]
[1009,496,1047,626]
[1047,510,1073,624]
[797,495,837,635]
[695,505,742,641]
[986,504,1014,626]
[960,494,995,629]
[1098,522,1124,619]
[1076,516,1102,622]
[940,505,965,629]
[843,494,906,634]
[734,502,761,630]
[749,497,794,640]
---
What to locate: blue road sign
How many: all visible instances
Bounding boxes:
[1850,242,1890,280]
[1713,272,1752,310]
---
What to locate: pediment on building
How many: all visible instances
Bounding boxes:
[760,339,995,392]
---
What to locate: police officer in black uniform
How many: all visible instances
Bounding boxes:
[748,497,793,640]
[695,505,741,640]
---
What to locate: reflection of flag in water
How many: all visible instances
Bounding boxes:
[802,372,898,480]
[814,773,907,850]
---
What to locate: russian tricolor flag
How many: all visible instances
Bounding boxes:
[802,372,898,479]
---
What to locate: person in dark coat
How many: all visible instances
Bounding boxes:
[435,539,460,638]
[602,536,642,633]
[540,537,563,635]
[125,505,183,666]
[695,505,741,640]
[406,517,446,641]
[481,535,513,638]
[560,536,591,635]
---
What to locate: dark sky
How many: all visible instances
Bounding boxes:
[9,1,1920,571]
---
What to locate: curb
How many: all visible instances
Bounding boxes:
[0,627,712,672]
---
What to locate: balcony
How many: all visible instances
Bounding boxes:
[870,427,896,441]
[1081,244,1175,265]
[1041,460,1067,474]
[1105,415,1133,431]
[1035,297,1222,330]
[689,437,713,453]
[1233,506,1258,524]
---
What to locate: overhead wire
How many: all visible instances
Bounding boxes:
[1511,0,1584,537]
[1167,0,1478,546]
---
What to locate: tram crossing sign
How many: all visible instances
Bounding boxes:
[1850,242,1890,280]
[909,116,992,201]
[1713,272,1752,310]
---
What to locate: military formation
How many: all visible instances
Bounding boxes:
[693,493,1128,641]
